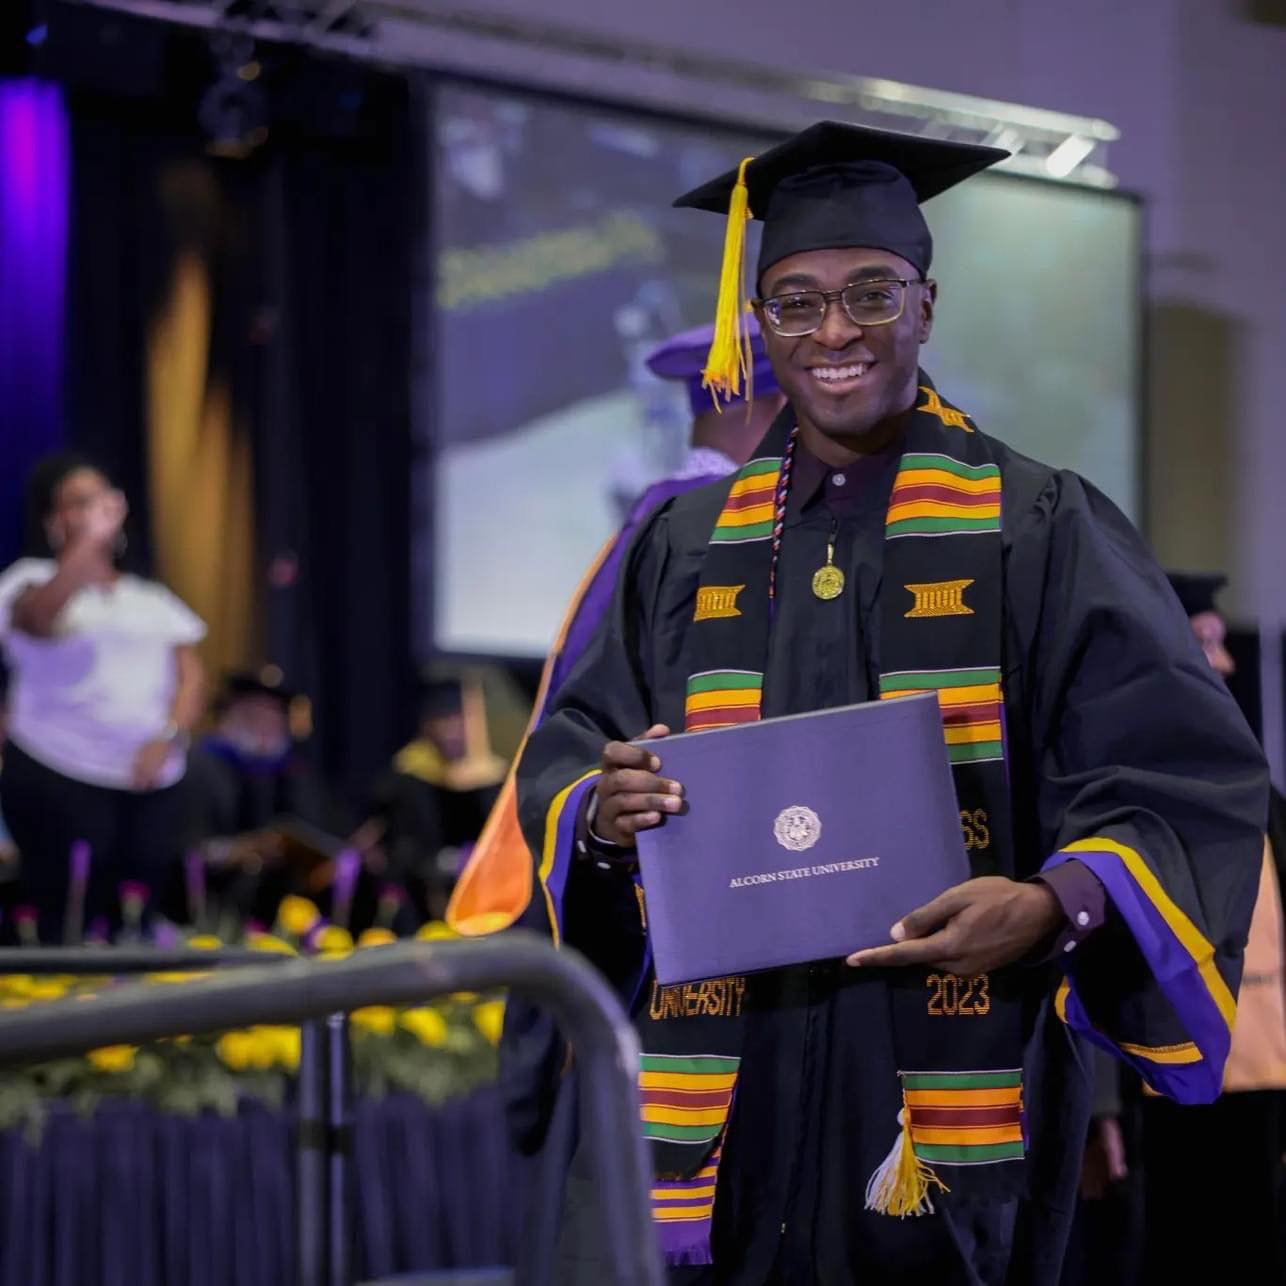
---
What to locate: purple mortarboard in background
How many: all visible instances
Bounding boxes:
[645,318,779,417]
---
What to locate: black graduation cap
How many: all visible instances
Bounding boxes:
[674,121,1007,403]
[418,676,465,721]
[220,666,295,709]
[1166,571,1227,618]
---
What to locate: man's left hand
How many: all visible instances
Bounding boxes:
[846,876,1063,975]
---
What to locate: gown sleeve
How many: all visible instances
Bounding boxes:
[1008,469,1268,1103]
[514,506,676,996]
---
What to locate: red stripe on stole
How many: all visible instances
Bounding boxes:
[720,484,778,514]
[939,701,1002,725]
[889,482,1001,507]
[685,706,760,731]
[909,1105,1022,1128]
[640,1088,733,1110]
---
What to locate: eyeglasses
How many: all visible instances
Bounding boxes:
[756,278,928,337]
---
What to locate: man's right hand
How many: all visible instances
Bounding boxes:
[593,724,683,847]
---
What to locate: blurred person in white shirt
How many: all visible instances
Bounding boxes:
[0,454,206,941]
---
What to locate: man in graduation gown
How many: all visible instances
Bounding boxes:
[515,122,1268,1286]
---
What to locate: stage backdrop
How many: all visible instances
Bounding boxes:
[419,83,1142,660]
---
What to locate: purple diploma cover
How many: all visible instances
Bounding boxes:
[635,693,970,985]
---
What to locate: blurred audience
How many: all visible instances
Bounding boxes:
[0,453,206,942]
[185,668,341,926]
[371,676,505,921]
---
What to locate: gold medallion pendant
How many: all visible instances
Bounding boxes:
[812,539,845,600]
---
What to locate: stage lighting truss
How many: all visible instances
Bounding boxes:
[73,0,1120,187]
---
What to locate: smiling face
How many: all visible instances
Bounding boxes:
[754,246,935,456]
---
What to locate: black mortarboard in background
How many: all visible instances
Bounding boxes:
[674,121,1007,403]
[418,677,465,721]
[1166,571,1228,618]
[219,667,295,710]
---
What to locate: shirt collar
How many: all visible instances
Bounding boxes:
[787,429,905,519]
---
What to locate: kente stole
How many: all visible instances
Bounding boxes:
[637,377,1029,1267]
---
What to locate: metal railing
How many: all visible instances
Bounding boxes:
[0,935,663,1286]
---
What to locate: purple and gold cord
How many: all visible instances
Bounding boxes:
[767,423,800,611]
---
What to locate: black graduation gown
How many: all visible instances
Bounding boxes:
[514,432,1268,1286]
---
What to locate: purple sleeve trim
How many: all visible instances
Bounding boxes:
[542,775,601,940]
[1042,846,1228,1104]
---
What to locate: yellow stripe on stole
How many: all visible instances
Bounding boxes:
[684,689,763,714]
[641,1106,731,1127]
[714,502,775,527]
[1060,836,1236,1033]
[887,500,1001,523]
[943,722,1003,745]
[726,472,779,499]
[881,684,1000,705]
[909,1125,1024,1146]
[892,469,1001,495]
[537,769,601,949]
[639,1071,740,1091]
[903,1088,1021,1108]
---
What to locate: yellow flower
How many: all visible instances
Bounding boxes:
[399,1006,448,1047]
[87,1044,137,1073]
[351,1006,397,1036]
[216,1030,257,1071]
[26,979,69,1002]
[259,1025,301,1071]
[277,895,321,938]
[356,927,397,949]
[187,934,224,950]
[315,926,354,958]
[245,1029,279,1070]
[246,931,296,956]
[415,920,456,942]
[472,999,506,1046]
[0,974,36,998]
[146,971,212,985]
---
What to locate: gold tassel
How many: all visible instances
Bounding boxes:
[864,1109,949,1218]
[701,156,756,409]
